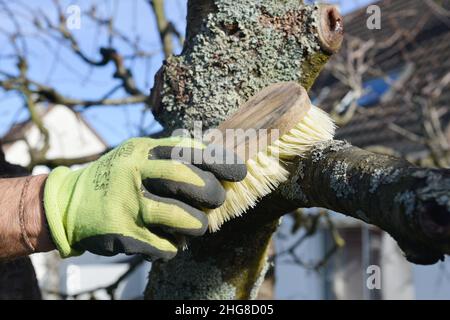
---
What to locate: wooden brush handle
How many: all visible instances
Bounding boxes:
[212,82,312,160]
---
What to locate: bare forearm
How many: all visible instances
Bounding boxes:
[0,175,55,260]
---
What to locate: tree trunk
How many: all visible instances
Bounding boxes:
[146,0,343,299]
[144,0,450,300]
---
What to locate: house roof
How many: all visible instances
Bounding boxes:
[1,105,108,147]
[1,121,30,144]
[311,0,450,159]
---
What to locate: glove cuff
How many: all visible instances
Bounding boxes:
[44,167,83,258]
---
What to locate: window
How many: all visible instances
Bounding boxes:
[333,64,413,114]
[357,68,404,107]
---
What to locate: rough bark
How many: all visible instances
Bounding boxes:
[0,147,42,300]
[149,0,342,133]
[279,140,450,265]
[146,0,344,299]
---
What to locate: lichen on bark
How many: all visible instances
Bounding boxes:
[145,0,450,300]
[151,0,330,134]
[289,141,450,265]
[147,252,237,300]
[146,216,279,300]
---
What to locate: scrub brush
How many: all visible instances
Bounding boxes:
[206,82,335,232]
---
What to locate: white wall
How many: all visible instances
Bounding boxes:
[380,232,415,299]
[5,105,105,166]
[274,215,450,300]
[275,216,325,299]
[414,261,450,299]
[60,254,151,300]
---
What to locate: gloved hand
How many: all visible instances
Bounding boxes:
[43,137,246,261]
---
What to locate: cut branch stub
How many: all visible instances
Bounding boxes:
[317,4,344,54]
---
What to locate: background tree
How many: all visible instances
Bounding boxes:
[314,0,450,168]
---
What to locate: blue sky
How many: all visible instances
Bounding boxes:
[0,0,375,147]
[322,0,377,14]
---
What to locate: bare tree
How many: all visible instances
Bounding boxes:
[0,0,184,167]
[317,0,450,168]
[0,0,184,299]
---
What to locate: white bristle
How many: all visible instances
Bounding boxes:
[206,105,336,232]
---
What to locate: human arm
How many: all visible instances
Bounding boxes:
[0,137,246,261]
[0,175,55,260]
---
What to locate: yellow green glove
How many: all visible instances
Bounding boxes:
[43,137,246,261]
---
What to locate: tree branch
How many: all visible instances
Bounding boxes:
[28,149,109,170]
[146,139,450,299]
[0,72,148,109]
[279,140,450,265]
[148,0,175,59]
